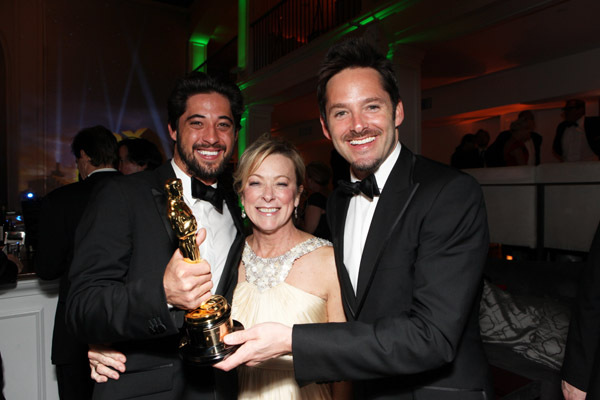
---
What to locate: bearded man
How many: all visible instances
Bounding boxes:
[66,71,245,400]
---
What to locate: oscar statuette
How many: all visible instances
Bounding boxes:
[165,178,242,365]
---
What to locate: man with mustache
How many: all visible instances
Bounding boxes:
[66,71,245,399]
[216,37,493,399]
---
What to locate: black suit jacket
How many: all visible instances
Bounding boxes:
[66,163,244,400]
[35,170,120,365]
[293,146,492,399]
[561,221,600,397]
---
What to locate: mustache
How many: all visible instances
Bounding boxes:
[343,129,381,141]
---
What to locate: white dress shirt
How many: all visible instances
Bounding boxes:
[562,117,597,162]
[171,160,237,292]
[343,142,401,293]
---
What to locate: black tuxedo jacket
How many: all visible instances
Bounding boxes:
[66,163,244,400]
[293,146,492,399]
[562,221,600,397]
[35,170,120,365]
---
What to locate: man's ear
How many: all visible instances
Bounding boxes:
[79,150,89,160]
[320,116,332,141]
[395,101,405,127]
[168,124,177,141]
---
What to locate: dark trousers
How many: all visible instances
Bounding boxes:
[56,362,94,400]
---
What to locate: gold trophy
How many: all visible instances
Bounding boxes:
[165,178,242,365]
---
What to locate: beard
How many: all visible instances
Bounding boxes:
[176,139,234,181]
[343,128,387,175]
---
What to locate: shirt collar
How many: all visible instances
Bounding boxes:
[87,167,117,178]
[170,159,218,203]
[350,142,401,192]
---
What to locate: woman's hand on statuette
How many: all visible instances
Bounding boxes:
[88,344,126,383]
[163,228,214,310]
[213,323,293,371]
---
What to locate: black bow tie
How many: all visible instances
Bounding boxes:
[338,174,380,200]
[191,179,223,213]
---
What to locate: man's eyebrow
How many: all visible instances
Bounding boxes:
[328,97,385,111]
[218,115,234,123]
[184,114,234,123]
[185,114,206,121]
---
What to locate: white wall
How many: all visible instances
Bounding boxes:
[0,278,59,400]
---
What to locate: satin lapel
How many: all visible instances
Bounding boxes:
[215,190,244,298]
[328,187,357,319]
[151,163,177,247]
[355,147,419,316]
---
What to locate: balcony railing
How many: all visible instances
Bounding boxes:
[252,0,361,71]
[198,0,361,77]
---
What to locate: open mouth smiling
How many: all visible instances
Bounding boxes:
[349,136,376,146]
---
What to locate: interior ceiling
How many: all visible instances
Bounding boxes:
[181,0,600,129]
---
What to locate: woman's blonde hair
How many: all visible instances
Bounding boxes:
[233,133,305,195]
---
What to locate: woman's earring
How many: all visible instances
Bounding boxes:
[241,207,246,219]
[294,207,298,219]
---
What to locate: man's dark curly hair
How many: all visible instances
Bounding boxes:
[167,71,244,133]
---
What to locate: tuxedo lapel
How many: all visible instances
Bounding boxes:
[215,189,244,299]
[355,147,419,316]
[151,163,178,247]
[328,188,357,318]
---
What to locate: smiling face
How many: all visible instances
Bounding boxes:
[320,67,403,180]
[241,154,302,235]
[169,92,237,185]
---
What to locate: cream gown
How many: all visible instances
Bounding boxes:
[232,237,333,400]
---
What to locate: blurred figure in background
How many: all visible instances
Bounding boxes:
[517,110,542,165]
[117,137,164,175]
[301,161,332,240]
[35,125,119,400]
[486,110,542,167]
[0,251,23,284]
[451,133,483,169]
[553,99,600,162]
[474,129,490,167]
[504,118,532,166]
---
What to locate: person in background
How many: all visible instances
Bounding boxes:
[486,110,542,167]
[450,133,483,169]
[517,110,542,165]
[553,99,600,162]
[117,137,164,175]
[474,129,490,167]
[561,221,600,399]
[215,37,492,399]
[301,161,332,240]
[0,251,23,284]
[503,118,532,166]
[35,125,119,400]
